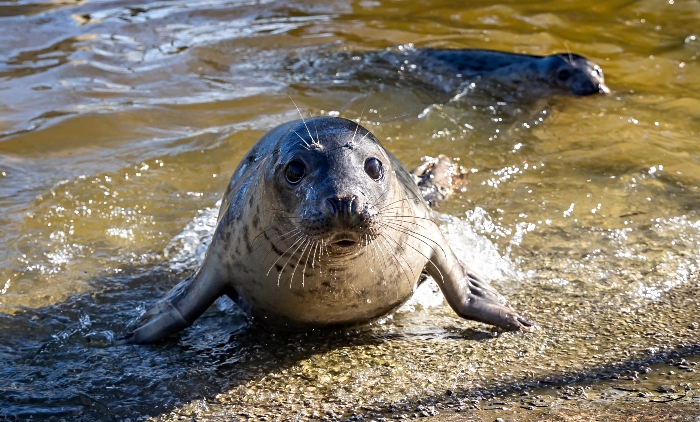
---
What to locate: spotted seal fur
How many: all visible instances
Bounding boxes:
[126,117,532,343]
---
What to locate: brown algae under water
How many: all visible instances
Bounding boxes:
[1,0,700,421]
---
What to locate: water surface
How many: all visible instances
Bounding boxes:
[1,0,699,420]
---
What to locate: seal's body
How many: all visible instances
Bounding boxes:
[411,49,610,96]
[289,48,609,98]
[127,117,532,343]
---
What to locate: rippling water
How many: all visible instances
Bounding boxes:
[1,0,699,420]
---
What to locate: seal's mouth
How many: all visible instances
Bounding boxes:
[328,233,362,250]
[333,239,357,248]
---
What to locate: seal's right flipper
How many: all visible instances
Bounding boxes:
[125,264,227,344]
[426,230,533,332]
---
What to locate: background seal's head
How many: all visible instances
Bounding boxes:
[541,53,610,95]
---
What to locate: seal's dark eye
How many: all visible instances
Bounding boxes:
[557,69,571,81]
[285,160,305,184]
[364,157,383,181]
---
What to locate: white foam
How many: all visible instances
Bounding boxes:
[165,200,220,271]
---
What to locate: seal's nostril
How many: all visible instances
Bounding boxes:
[326,196,359,219]
[326,198,338,216]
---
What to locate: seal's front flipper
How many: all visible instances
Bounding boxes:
[427,236,533,331]
[451,270,533,331]
[125,264,227,344]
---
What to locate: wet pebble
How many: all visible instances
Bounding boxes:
[657,385,677,393]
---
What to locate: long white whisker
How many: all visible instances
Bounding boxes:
[378,235,414,285]
[266,235,305,278]
[289,239,312,288]
[277,235,309,287]
[289,96,317,145]
[380,224,444,283]
[380,220,447,258]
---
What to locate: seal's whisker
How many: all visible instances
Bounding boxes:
[358,130,371,144]
[377,195,424,212]
[301,240,318,288]
[378,232,413,274]
[350,80,377,147]
[318,239,326,275]
[312,119,321,148]
[254,221,299,237]
[310,240,320,269]
[379,212,437,226]
[371,237,399,299]
[377,235,413,286]
[380,225,444,264]
[381,213,435,235]
[369,236,389,284]
[291,130,312,150]
[564,41,574,65]
[266,235,306,279]
[252,226,301,255]
[379,224,444,284]
[276,235,309,288]
[250,228,299,257]
[289,238,312,288]
[380,220,447,258]
[368,185,392,208]
[289,96,317,145]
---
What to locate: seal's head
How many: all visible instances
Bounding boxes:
[541,53,610,95]
[264,117,395,256]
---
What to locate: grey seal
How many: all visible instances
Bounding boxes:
[288,47,609,97]
[411,48,610,96]
[126,117,532,343]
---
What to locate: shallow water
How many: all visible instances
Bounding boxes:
[1,0,699,420]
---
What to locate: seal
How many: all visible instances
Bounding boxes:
[289,47,610,97]
[410,48,610,96]
[126,117,532,344]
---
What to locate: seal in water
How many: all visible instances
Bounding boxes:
[289,47,609,97]
[410,48,610,96]
[126,117,533,343]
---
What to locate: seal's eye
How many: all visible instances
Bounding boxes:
[557,69,571,81]
[285,160,306,184]
[364,157,383,181]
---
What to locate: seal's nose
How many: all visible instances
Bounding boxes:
[598,83,611,94]
[325,195,359,220]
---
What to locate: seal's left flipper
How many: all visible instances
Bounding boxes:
[125,262,227,344]
[426,231,533,331]
[409,155,468,206]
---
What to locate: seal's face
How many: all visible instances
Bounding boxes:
[544,54,610,95]
[265,117,394,256]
